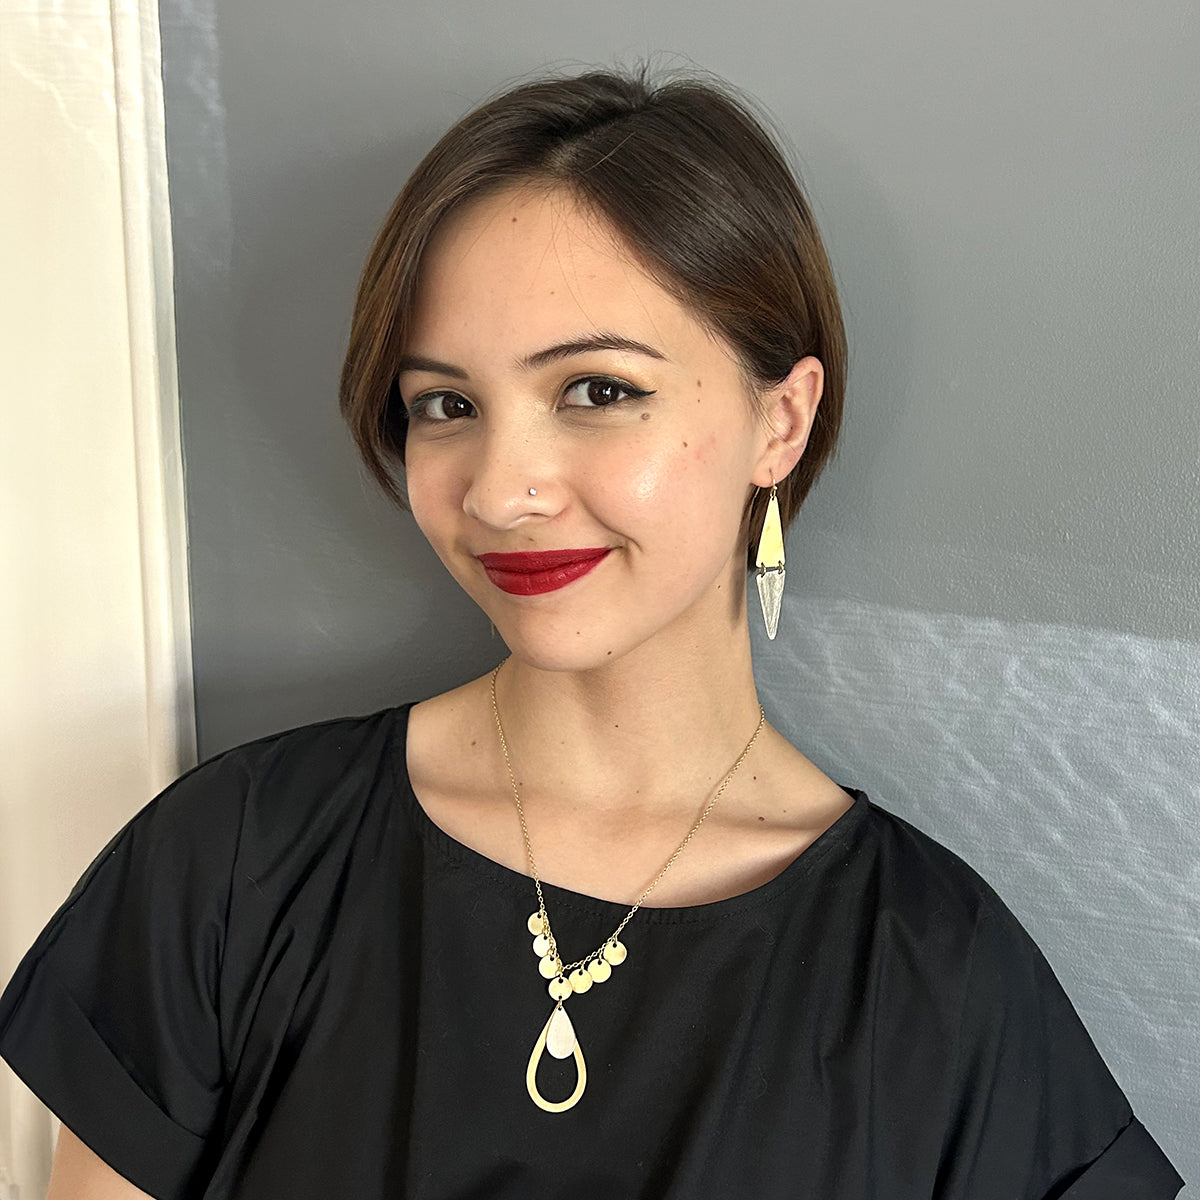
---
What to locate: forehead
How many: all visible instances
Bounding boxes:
[419,183,643,299]
[406,184,723,362]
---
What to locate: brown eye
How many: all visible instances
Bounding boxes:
[562,376,655,409]
[411,392,476,421]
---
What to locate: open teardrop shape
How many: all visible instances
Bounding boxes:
[527,1005,587,1113]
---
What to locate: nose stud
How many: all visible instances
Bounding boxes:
[528,488,537,496]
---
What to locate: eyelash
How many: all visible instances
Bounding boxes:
[405,376,656,423]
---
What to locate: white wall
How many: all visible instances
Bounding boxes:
[0,2,193,1192]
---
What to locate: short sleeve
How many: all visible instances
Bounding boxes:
[935,891,1184,1199]
[0,750,249,1200]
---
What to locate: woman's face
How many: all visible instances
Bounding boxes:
[398,183,796,672]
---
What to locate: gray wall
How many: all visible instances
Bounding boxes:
[160,0,1198,1183]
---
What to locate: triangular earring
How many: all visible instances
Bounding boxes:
[755,476,785,640]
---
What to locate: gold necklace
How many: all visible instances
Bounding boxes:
[489,659,767,1113]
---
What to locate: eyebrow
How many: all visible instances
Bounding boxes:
[396,331,668,380]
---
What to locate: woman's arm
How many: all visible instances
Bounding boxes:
[46,1126,155,1200]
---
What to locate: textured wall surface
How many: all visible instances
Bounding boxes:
[160,0,1198,1183]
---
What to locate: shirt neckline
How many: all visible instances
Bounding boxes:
[389,700,871,925]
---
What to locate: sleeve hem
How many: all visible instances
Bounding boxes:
[0,959,211,1200]
[1052,1115,1185,1198]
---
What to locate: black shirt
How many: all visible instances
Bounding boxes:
[0,703,1184,1198]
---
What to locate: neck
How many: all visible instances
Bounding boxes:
[490,590,769,818]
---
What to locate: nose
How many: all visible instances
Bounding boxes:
[461,415,560,531]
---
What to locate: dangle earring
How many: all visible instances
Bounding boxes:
[755,474,785,639]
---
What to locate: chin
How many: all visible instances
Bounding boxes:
[475,572,732,674]
[486,616,644,675]
[493,635,625,676]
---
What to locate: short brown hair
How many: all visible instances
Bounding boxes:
[339,64,846,570]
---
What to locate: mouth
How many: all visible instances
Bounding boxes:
[475,548,612,596]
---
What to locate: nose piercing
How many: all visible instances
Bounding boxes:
[529,488,537,496]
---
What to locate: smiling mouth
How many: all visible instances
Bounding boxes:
[476,548,612,595]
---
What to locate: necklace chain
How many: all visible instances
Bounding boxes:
[489,658,767,975]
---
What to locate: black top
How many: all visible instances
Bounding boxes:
[0,703,1184,1200]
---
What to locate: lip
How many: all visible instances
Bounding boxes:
[476,547,612,595]
[477,548,612,571]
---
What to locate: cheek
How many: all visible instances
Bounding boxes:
[611,431,730,527]
[403,457,456,543]
[611,434,691,508]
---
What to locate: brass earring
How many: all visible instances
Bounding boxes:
[755,475,785,639]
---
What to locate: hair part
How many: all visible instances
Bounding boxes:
[339,63,847,571]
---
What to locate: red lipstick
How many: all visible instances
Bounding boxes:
[476,548,612,595]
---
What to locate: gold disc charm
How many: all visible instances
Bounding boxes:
[527,911,546,935]
[532,933,551,957]
[569,968,592,994]
[538,953,562,979]
[602,939,627,965]
[587,957,612,983]
[548,976,572,1000]
[527,1005,587,1112]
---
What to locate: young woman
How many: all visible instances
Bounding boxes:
[0,66,1183,1199]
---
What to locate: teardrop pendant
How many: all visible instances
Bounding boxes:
[546,1004,576,1058]
[527,1004,587,1113]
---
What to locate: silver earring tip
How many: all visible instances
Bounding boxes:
[756,567,785,640]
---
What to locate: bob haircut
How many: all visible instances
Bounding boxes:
[339,64,847,571]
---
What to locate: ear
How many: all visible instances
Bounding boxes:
[751,355,824,488]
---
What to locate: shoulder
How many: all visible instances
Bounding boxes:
[54,704,412,919]
[840,798,1077,1022]
[851,798,1006,943]
[174,705,413,893]
[198,703,405,789]
[846,803,1180,1193]
[164,704,407,829]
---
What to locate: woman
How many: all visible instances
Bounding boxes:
[0,66,1183,1199]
